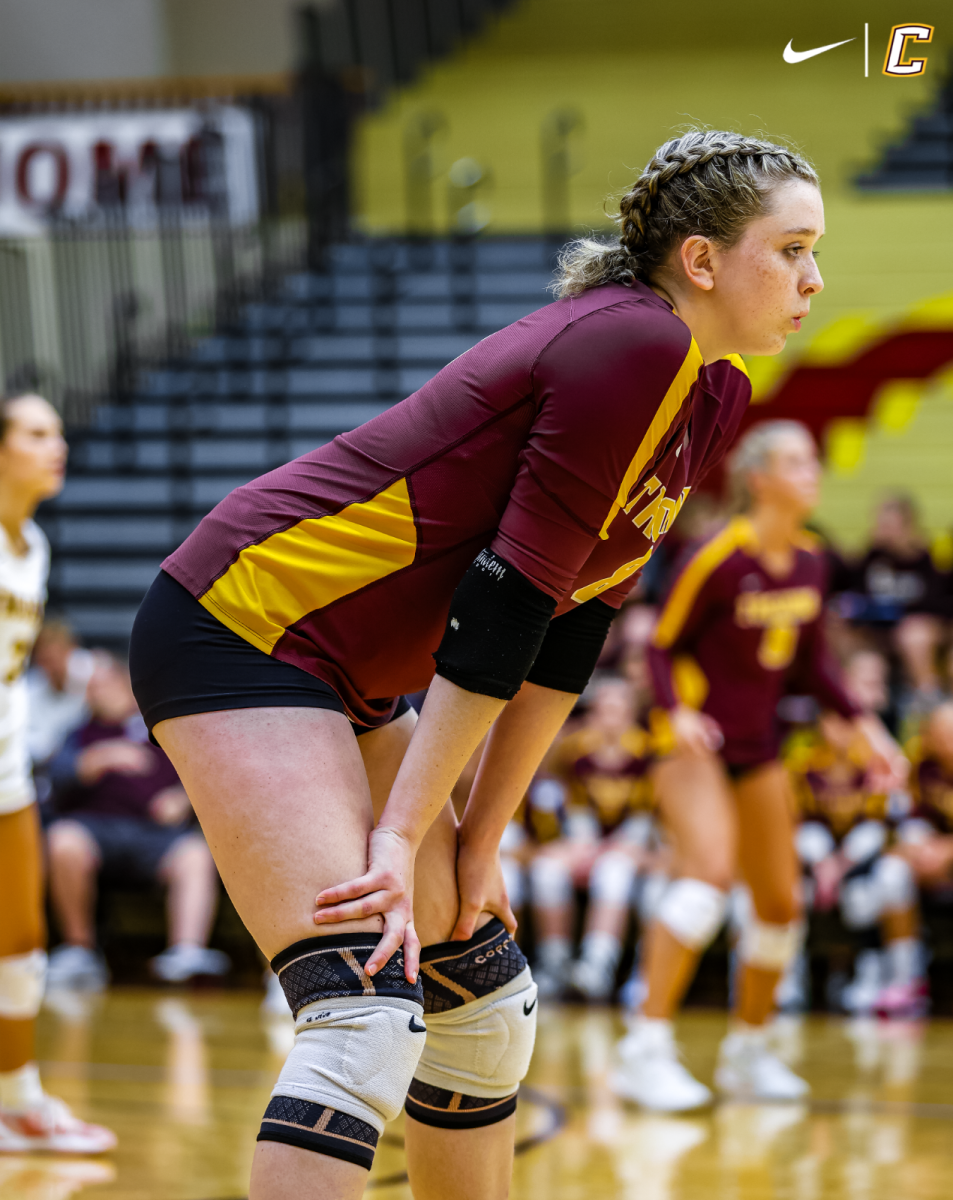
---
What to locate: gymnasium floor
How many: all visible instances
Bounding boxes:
[6,992,953,1199]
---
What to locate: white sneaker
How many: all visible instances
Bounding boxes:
[715,1030,810,1101]
[150,944,230,983]
[46,945,109,993]
[841,949,883,1016]
[569,957,616,1002]
[0,1095,116,1154]
[610,1020,713,1112]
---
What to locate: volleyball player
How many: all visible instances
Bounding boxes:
[612,421,906,1112]
[0,393,116,1153]
[129,130,828,1200]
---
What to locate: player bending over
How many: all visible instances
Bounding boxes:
[131,130,827,1200]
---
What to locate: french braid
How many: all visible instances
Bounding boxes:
[555,130,818,297]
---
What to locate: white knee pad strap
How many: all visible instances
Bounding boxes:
[738,917,803,971]
[414,966,537,1100]
[656,878,727,950]
[0,950,47,1019]
[530,854,572,907]
[589,851,636,907]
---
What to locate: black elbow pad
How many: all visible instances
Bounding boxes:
[433,549,556,700]
[525,599,616,694]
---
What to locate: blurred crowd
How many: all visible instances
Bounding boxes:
[495,492,953,1018]
[26,621,229,992]
[27,489,953,1015]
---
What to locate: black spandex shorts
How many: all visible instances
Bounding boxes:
[130,570,410,739]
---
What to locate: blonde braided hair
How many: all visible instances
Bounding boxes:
[555,130,819,298]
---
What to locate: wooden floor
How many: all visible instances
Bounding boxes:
[5,990,953,1199]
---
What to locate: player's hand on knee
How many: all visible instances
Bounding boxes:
[451,839,517,942]
[313,825,420,982]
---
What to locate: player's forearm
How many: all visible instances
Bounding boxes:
[458,680,578,853]
[376,675,506,849]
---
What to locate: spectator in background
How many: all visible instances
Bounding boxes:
[26,620,95,805]
[530,677,663,1000]
[787,708,924,1017]
[44,656,228,990]
[895,702,953,889]
[841,495,949,720]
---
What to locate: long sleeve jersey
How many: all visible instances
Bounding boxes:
[164,281,750,727]
[648,516,860,769]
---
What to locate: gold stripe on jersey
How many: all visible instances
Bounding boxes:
[652,515,758,649]
[199,477,417,653]
[598,339,704,540]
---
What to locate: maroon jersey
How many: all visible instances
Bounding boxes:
[163,281,749,726]
[910,753,953,833]
[55,719,182,821]
[553,724,654,836]
[648,517,859,768]
[785,730,885,841]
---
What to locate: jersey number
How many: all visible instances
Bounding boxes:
[757,625,797,670]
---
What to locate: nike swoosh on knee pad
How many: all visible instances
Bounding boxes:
[409,1016,427,1033]
[523,998,537,1016]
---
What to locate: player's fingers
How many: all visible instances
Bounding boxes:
[365,919,405,977]
[450,901,482,942]
[315,870,390,908]
[402,924,421,984]
[312,890,390,925]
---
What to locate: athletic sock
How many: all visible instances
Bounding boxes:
[724,1019,768,1051]
[885,937,922,986]
[0,1062,45,1113]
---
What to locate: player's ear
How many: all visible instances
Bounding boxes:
[677,236,715,293]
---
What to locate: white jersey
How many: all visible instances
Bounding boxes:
[0,519,49,813]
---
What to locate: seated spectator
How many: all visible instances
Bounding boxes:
[44,656,229,990]
[835,495,949,722]
[529,676,666,1001]
[26,620,96,804]
[787,709,924,1017]
[894,702,953,893]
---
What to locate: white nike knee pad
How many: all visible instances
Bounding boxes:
[656,878,728,950]
[0,950,47,1019]
[589,851,636,907]
[738,917,804,971]
[272,995,425,1131]
[874,854,917,914]
[259,935,424,1170]
[408,918,536,1129]
[531,854,572,907]
[415,967,537,1099]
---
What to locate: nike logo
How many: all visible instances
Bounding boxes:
[409,1015,427,1033]
[783,37,855,64]
[523,998,537,1017]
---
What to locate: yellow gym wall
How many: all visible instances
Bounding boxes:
[355,0,953,549]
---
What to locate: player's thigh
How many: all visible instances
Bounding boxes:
[733,760,800,923]
[154,706,378,960]
[651,749,737,888]
[358,708,470,946]
[0,804,44,954]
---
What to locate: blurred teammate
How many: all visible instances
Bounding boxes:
[0,393,115,1153]
[530,677,662,1000]
[787,705,924,1017]
[612,421,905,1111]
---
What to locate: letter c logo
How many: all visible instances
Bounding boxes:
[883,24,933,77]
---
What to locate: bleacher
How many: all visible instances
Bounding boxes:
[39,236,559,645]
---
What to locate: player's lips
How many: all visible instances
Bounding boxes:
[791,311,809,331]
